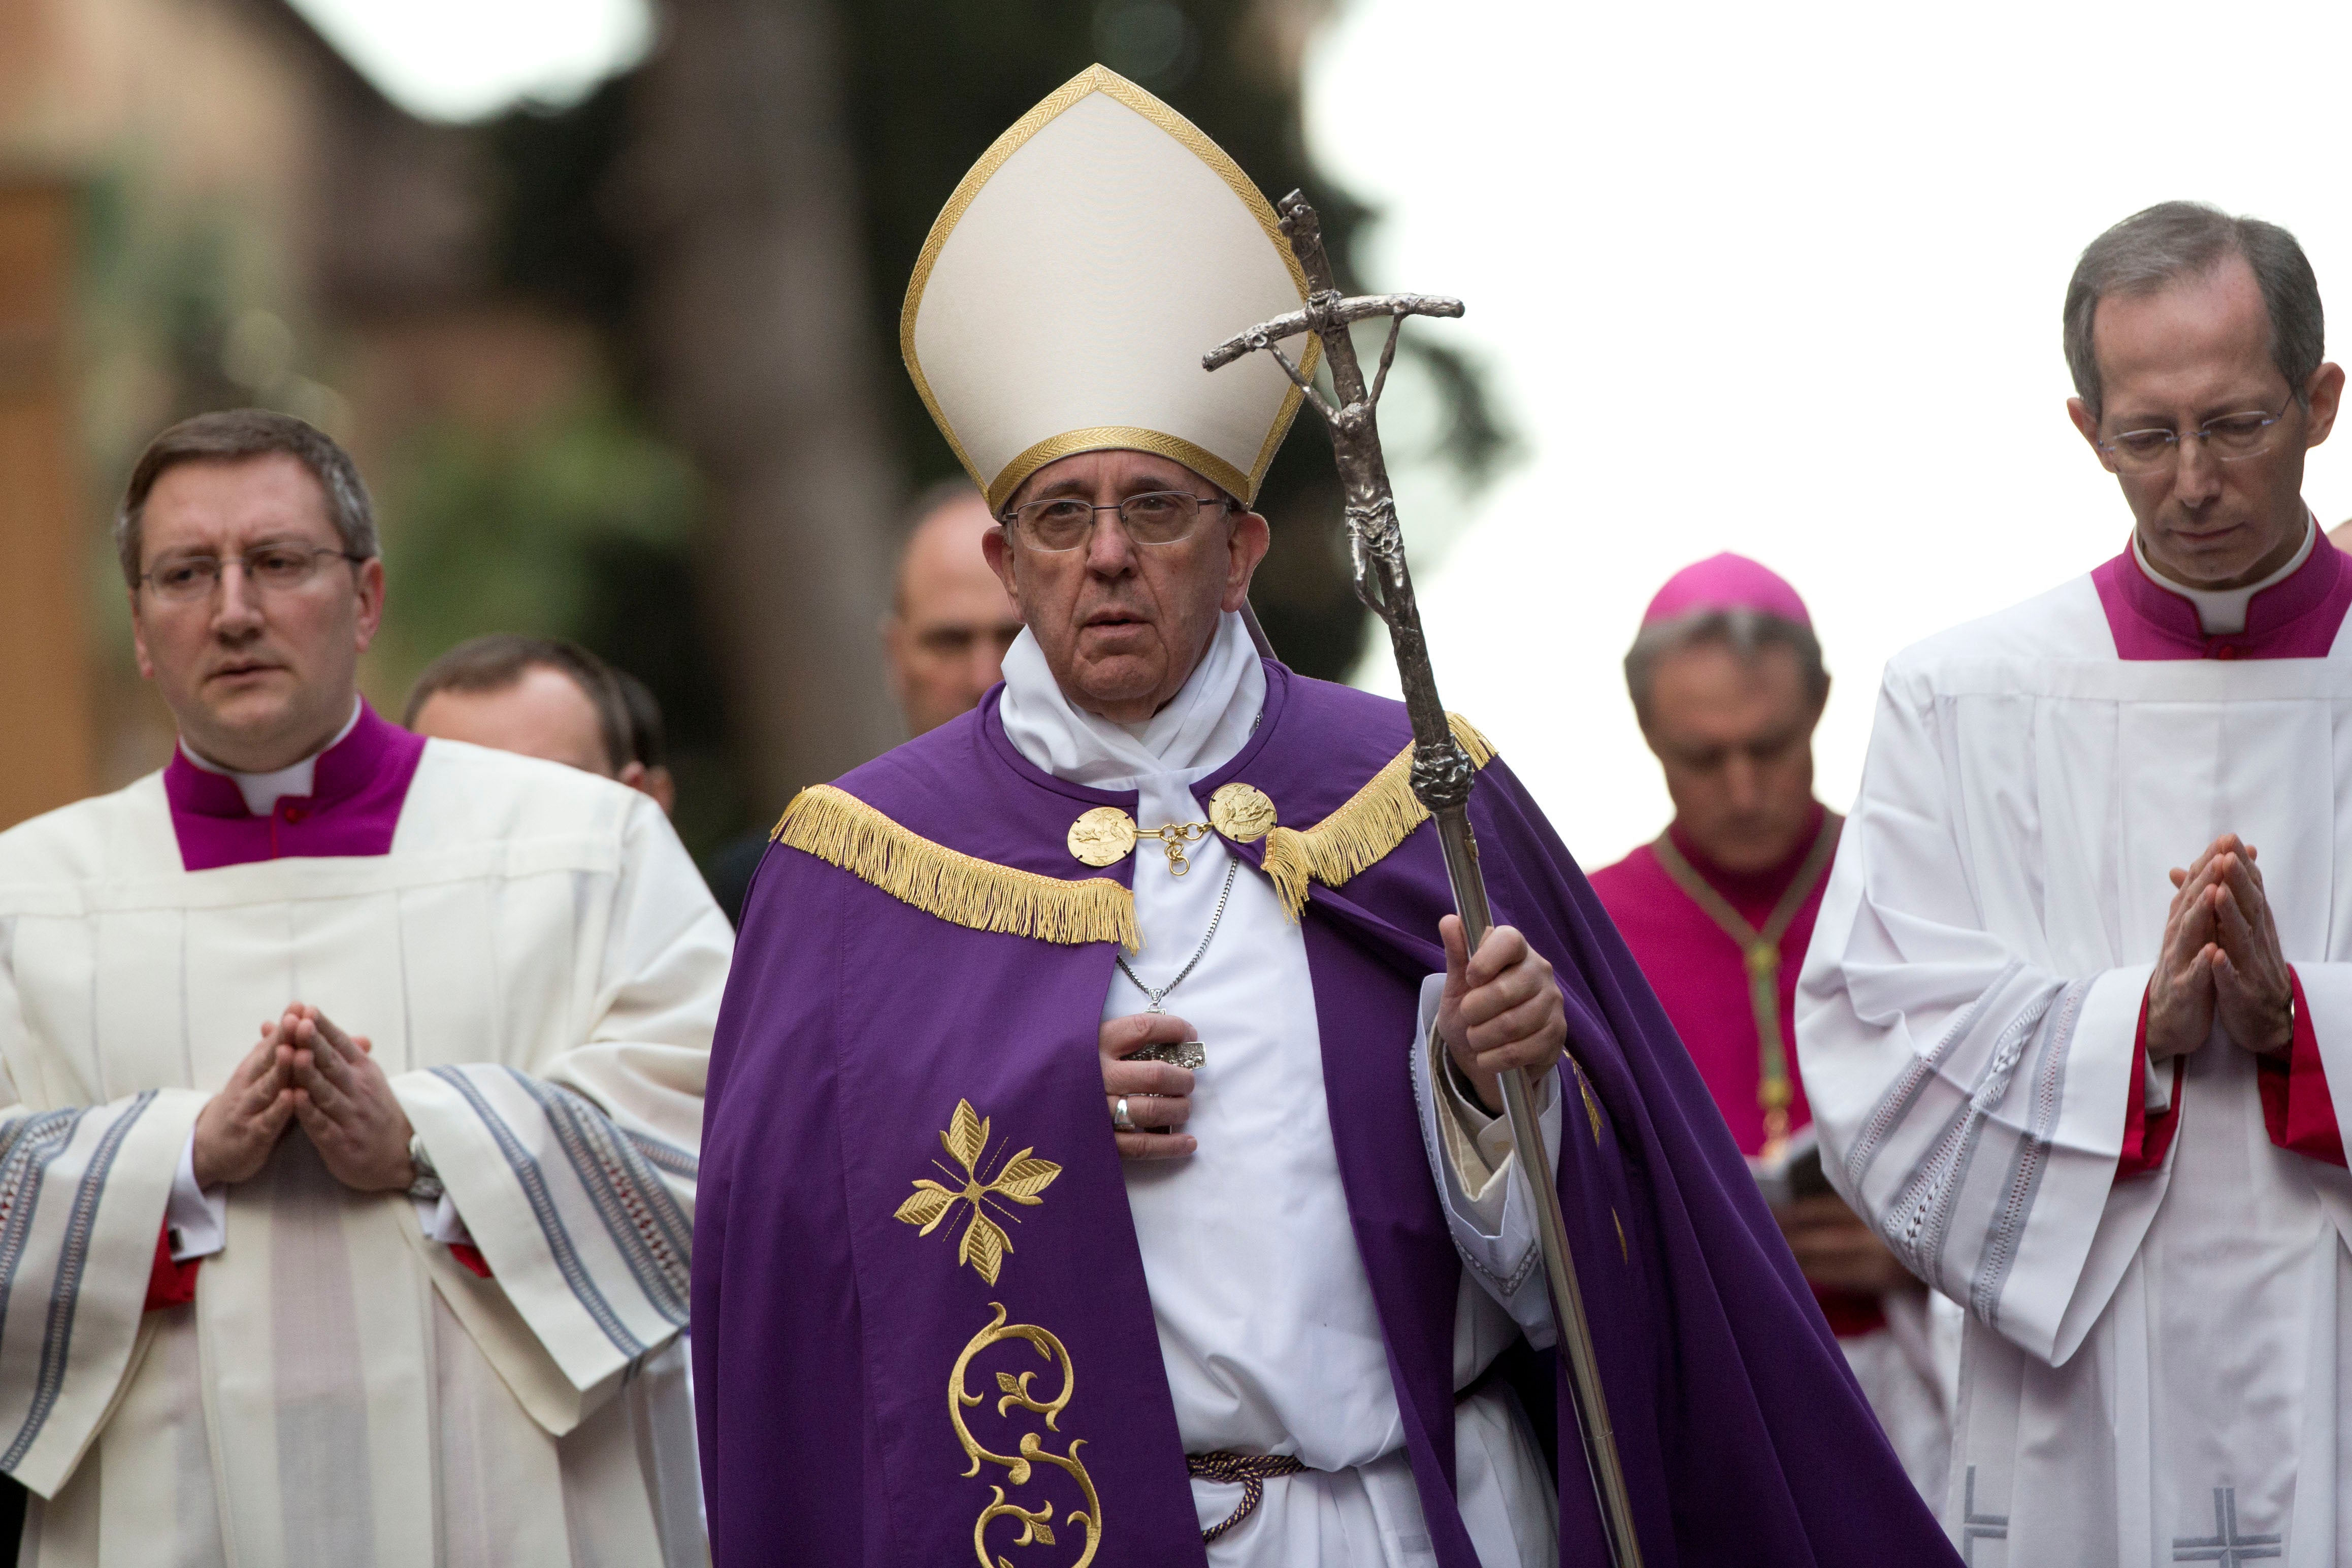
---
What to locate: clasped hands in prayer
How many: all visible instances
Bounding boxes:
[1101,915,1569,1160]
[190,1004,414,1192]
[2146,834,2294,1062]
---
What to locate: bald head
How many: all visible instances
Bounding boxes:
[885,486,1024,735]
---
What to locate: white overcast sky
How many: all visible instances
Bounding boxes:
[295,0,2352,867]
[1306,0,2352,868]
[286,0,651,119]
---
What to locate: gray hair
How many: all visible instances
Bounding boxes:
[1623,609,1828,730]
[116,408,376,586]
[2064,201,2323,421]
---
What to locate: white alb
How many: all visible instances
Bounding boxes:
[999,612,1559,1566]
[1798,548,2352,1563]
[0,740,730,1567]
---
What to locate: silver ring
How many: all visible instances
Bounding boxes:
[1113,1095,1135,1132]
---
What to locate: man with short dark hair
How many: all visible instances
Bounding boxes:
[0,409,725,1564]
[406,633,675,813]
[614,668,680,814]
[881,480,1023,735]
[1592,553,1947,1498]
[1802,201,2352,1555]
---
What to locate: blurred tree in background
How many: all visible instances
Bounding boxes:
[616,0,1516,846]
[21,0,1512,868]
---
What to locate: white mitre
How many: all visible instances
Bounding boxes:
[902,64,1318,513]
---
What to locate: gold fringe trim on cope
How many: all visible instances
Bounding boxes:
[1258,714,1496,920]
[773,786,1139,951]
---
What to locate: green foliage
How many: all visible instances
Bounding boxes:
[369,399,699,696]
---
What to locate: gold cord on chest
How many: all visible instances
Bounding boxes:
[1649,812,1842,1161]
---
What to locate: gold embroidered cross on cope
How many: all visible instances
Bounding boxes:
[894,1100,1063,1286]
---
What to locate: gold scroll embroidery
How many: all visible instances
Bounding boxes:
[774,785,1139,951]
[895,1100,1062,1286]
[952,1303,1102,1567]
[1257,713,1497,919]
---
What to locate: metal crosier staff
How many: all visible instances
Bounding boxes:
[1205,191,1645,1568]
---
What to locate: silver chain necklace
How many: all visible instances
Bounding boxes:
[1116,854,1240,1012]
[1113,706,1259,1014]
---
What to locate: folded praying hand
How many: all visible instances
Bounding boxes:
[2147,834,2295,1061]
[191,1003,416,1191]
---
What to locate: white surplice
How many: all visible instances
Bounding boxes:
[998,614,1558,1567]
[0,739,730,1568]
[1796,561,2352,1564]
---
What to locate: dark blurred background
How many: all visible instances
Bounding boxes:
[0,0,1511,868]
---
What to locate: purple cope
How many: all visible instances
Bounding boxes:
[695,662,1957,1566]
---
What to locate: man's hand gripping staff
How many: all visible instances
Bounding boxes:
[1202,191,1647,1568]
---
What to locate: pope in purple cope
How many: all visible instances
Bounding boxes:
[694,65,1955,1568]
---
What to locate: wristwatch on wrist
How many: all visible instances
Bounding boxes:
[406,1134,444,1204]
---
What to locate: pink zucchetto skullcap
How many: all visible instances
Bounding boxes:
[1640,551,1812,629]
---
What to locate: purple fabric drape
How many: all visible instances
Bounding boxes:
[696,663,1956,1566]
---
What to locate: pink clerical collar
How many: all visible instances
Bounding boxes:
[2091,523,2352,661]
[162,702,426,871]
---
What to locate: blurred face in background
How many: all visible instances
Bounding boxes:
[885,491,1023,735]
[130,453,383,773]
[410,665,668,807]
[1641,639,1824,873]
[410,666,615,775]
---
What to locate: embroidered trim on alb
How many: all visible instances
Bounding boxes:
[0,1110,89,1361]
[512,1072,691,1327]
[1877,977,2057,1292]
[1970,978,2087,1334]
[1411,1025,1544,1298]
[1843,964,2013,1193]
[4,1093,152,1467]
[432,1066,644,1358]
[623,1130,698,1181]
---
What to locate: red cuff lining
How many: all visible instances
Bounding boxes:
[2119,989,2184,1180]
[144,1224,200,1311]
[1812,1284,1887,1338]
[2258,968,2345,1167]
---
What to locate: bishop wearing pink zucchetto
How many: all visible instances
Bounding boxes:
[1587,552,1951,1500]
